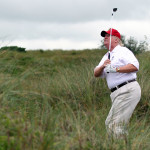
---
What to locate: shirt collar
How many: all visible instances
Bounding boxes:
[111,45,121,54]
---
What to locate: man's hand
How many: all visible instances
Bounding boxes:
[105,64,117,73]
[103,59,111,67]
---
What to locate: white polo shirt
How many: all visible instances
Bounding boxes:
[95,45,139,89]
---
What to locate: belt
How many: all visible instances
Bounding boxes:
[111,79,136,93]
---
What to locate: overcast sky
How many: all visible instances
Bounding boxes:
[0,0,150,50]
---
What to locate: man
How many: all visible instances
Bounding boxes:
[94,28,141,139]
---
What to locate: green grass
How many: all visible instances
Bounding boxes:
[0,49,149,149]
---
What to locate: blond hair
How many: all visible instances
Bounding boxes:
[113,36,124,46]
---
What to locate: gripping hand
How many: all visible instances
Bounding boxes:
[105,64,117,73]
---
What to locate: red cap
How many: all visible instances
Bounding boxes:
[101,28,121,39]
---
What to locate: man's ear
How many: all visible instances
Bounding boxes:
[115,37,119,43]
[114,37,117,43]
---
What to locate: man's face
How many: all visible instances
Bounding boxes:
[104,34,115,49]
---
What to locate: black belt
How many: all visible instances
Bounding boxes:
[111,79,136,93]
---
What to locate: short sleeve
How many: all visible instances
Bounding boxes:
[120,48,139,70]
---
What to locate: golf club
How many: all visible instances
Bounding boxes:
[108,8,118,59]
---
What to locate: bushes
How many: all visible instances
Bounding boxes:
[0,46,26,52]
[122,36,149,54]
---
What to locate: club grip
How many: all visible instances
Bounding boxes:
[108,52,110,60]
[107,53,110,73]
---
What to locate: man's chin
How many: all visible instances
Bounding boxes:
[104,43,108,47]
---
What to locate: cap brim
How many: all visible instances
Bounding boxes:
[101,31,107,37]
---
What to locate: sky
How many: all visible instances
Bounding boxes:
[0,0,150,50]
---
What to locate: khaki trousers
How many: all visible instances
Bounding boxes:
[105,81,141,138]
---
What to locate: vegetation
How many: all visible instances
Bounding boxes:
[0,46,26,52]
[0,49,149,149]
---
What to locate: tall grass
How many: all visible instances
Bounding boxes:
[0,50,149,149]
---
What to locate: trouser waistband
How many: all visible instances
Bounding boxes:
[111,79,136,93]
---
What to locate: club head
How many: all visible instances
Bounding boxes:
[113,8,117,12]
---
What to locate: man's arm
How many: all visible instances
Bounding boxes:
[117,64,138,73]
[94,59,111,77]
[94,65,105,77]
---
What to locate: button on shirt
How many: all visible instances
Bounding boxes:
[95,45,139,89]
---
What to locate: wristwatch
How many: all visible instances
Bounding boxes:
[117,67,120,72]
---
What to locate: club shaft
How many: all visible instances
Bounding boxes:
[108,10,114,59]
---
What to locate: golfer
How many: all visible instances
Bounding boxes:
[94,28,141,138]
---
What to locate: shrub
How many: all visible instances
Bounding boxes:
[0,46,26,52]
